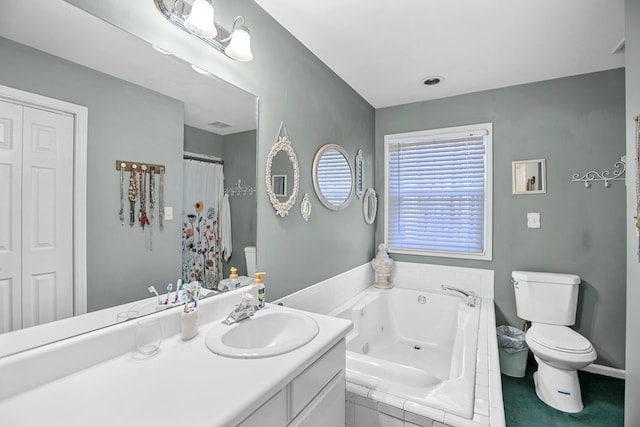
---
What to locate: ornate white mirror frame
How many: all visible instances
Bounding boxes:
[312,144,354,211]
[363,188,378,225]
[266,124,300,217]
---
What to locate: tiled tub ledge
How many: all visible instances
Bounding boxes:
[277,262,506,427]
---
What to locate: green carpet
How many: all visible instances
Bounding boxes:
[501,359,624,426]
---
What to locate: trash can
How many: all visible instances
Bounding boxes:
[496,325,528,378]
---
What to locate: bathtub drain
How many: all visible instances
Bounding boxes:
[414,345,421,350]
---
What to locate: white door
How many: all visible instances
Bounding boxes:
[0,100,23,333]
[0,100,74,332]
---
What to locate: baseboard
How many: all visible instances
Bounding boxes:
[580,363,625,379]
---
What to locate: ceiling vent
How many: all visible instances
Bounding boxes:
[208,120,232,129]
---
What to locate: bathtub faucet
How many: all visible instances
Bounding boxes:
[441,285,478,307]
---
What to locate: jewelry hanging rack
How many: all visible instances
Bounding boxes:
[225,179,256,196]
[571,155,626,188]
[116,160,166,172]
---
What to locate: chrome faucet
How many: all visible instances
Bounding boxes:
[441,285,478,307]
[222,293,257,325]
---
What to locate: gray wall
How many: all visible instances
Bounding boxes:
[375,69,627,369]
[65,0,377,302]
[222,130,257,276]
[625,0,640,423]
[0,37,184,311]
[184,125,224,157]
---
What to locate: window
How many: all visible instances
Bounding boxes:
[384,123,492,260]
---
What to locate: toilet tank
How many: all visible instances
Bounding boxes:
[244,246,256,278]
[512,271,581,325]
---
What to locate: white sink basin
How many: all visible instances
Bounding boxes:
[205,309,319,358]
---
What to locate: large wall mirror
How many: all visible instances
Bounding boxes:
[0,1,257,356]
[312,144,354,211]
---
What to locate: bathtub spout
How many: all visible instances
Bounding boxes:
[441,285,477,307]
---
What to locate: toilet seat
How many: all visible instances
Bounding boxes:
[527,324,593,354]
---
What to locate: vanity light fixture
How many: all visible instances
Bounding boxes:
[155,0,254,62]
[224,17,253,62]
[185,0,217,37]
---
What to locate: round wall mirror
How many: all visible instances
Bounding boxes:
[312,144,354,211]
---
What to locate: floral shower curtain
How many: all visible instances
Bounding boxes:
[182,159,224,289]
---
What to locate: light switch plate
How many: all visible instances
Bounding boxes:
[527,212,540,229]
[164,206,174,221]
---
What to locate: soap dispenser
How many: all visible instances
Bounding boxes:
[255,272,266,309]
[229,267,240,290]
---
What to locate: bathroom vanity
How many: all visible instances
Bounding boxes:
[0,288,352,426]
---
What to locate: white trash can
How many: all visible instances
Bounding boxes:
[497,325,528,378]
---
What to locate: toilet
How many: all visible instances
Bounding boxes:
[218,246,256,290]
[512,271,597,413]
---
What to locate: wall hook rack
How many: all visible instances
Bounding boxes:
[224,179,255,196]
[571,156,626,188]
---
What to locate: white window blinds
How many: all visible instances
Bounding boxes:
[385,124,492,260]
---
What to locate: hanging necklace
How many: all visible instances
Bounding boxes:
[159,167,165,231]
[119,162,126,225]
[128,164,138,227]
[139,165,150,229]
[149,167,156,251]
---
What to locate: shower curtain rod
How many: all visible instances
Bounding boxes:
[183,153,224,165]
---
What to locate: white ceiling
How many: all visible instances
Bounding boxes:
[254,0,626,109]
[0,0,256,135]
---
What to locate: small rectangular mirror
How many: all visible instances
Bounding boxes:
[512,159,546,194]
[272,174,287,197]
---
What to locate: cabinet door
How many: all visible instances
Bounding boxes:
[239,389,287,427]
[289,372,346,427]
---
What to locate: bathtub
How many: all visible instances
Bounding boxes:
[329,286,481,419]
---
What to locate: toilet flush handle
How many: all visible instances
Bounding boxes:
[511,278,519,288]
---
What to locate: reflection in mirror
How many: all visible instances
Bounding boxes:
[0,0,257,356]
[271,150,294,199]
[312,144,354,210]
[512,159,546,194]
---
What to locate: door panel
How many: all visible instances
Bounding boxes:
[0,100,23,332]
[21,106,73,329]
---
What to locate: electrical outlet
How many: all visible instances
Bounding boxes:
[164,206,173,221]
[527,212,541,229]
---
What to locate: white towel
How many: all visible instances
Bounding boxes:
[220,192,232,262]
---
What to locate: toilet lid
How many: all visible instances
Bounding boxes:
[527,324,593,354]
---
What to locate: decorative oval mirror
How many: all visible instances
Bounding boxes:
[363,188,377,225]
[312,144,354,210]
[266,131,300,217]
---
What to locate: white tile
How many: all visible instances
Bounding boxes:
[351,393,377,410]
[347,382,371,398]
[476,371,489,387]
[354,404,380,427]
[378,412,405,427]
[489,406,506,427]
[475,384,489,401]
[474,398,490,417]
[404,411,434,427]
[347,401,356,426]
[378,401,404,420]
[403,401,445,424]
[472,413,490,425]
[444,412,481,427]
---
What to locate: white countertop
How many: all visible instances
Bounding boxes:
[0,304,352,427]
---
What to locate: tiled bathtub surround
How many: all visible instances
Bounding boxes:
[277,262,505,427]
